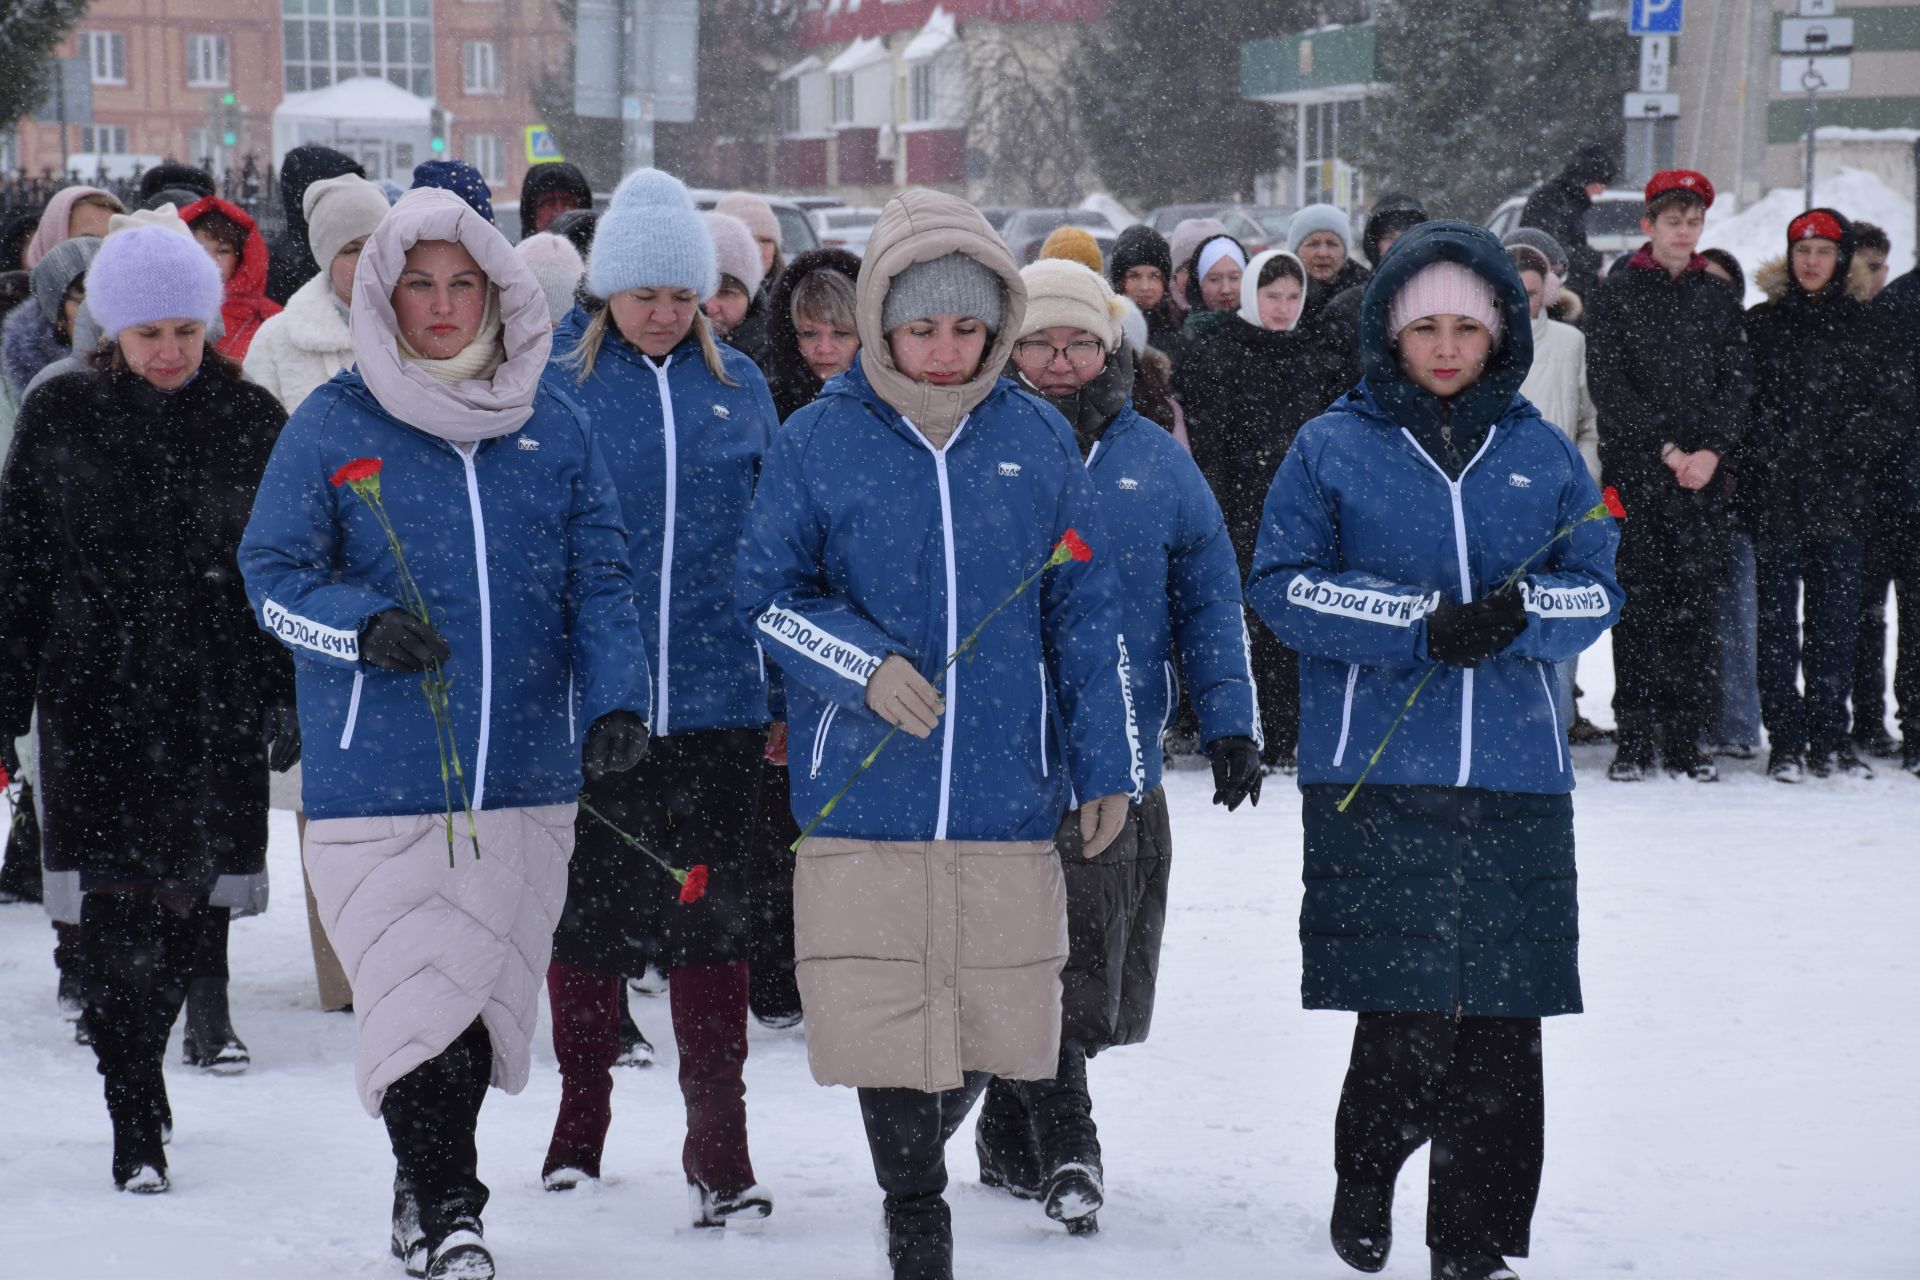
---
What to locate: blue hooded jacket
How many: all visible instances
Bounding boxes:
[239,371,651,819]
[1247,220,1622,795]
[735,358,1143,843]
[1082,402,1259,791]
[551,310,780,734]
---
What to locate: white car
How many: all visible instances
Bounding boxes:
[1485,188,1649,272]
[810,206,883,258]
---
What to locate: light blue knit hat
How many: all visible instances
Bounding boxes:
[86,222,224,339]
[1288,202,1353,253]
[587,168,718,301]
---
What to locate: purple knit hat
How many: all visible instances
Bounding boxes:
[1387,260,1504,343]
[86,222,224,338]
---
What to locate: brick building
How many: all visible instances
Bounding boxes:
[7,0,570,198]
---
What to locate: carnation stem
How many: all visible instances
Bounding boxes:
[577,799,689,886]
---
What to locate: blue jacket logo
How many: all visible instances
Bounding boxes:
[998,461,1021,476]
[518,437,541,451]
[1508,471,1531,488]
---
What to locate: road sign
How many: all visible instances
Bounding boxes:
[1638,36,1671,93]
[1780,17,1853,55]
[524,126,564,164]
[1629,0,1683,37]
[1796,0,1836,16]
[573,0,624,119]
[33,56,91,125]
[1779,56,1852,95]
[1623,92,1680,119]
[648,0,699,124]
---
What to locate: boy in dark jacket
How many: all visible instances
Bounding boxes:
[1871,266,1920,774]
[1584,170,1749,781]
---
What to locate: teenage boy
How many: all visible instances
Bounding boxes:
[1584,170,1751,781]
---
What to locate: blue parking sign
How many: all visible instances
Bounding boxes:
[1630,0,1683,35]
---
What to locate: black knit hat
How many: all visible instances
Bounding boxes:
[138,161,216,205]
[1107,224,1174,293]
[1563,143,1617,189]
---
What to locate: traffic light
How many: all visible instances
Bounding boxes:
[220,92,239,148]
[429,106,448,154]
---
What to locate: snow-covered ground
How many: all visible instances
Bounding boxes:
[1701,166,1916,305]
[3,632,1915,1279]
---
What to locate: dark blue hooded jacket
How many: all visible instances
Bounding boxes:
[1247,220,1622,796]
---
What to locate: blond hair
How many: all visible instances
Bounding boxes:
[562,303,736,386]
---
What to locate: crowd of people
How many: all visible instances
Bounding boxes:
[0,135,1909,1280]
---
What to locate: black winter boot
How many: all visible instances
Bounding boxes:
[1330,1178,1394,1272]
[1030,1042,1103,1233]
[424,1215,493,1280]
[392,1177,427,1276]
[182,976,250,1073]
[885,1201,954,1280]
[104,1068,169,1192]
[974,1079,1042,1200]
[1432,1252,1520,1280]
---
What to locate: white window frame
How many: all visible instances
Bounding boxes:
[468,133,504,184]
[462,40,501,95]
[81,124,130,154]
[86,31,127,86]
[831,72,856,127]
[187,34,230,87]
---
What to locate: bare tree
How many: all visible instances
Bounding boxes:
[966,24,1085,207]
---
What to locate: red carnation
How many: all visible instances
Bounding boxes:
[0,761,10,790]
[330,457,384,488]
[1603,486,1627,520]
[678,864,710,905]
[1060,528,1093,563]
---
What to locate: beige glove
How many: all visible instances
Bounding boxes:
[1077,793,1130,859]
[866,654,944,739]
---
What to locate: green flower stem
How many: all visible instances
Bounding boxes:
[577,799,688,886]
[789,544,1073,853]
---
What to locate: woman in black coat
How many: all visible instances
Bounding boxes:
[0,221,293,1193]
[1741,208,1913,778]
[1176,249,1339,769]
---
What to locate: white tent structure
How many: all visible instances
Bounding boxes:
[272,77,439,183]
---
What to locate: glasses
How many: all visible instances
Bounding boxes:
[1011,338,1106,370]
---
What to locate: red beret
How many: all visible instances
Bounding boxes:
[1788,210,1846,245]
[1644,170,1715,209]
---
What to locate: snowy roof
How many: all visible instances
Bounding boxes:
[903,7,956,62]
[1813,126,1920,144]
[778,54,824,82]
[274,76,434,124]
[827,36,889,74]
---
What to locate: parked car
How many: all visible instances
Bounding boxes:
[810,206,883,257]
[999,208,1118,266]
[781,195,846,212]
[688,189,823,259]
[1485,188,1648,272]
[492,192,614,246]
[1143,202,1294,256]
[977,206,1019,234]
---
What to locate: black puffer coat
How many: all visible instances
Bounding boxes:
[517,161,593,241]
[762,248,862,421]
[1520,146,1614,303]
[1876,268,1920,517]
[0,359,292,887]
[1176,312,1341,570]
[721,286,774,372]
[1741,212,1913,539]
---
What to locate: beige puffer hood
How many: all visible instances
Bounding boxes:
[1754,254,1876,304]
[854,188,1027,445]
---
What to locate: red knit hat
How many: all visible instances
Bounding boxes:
[1788,209,1846,245]
[1644,170,1714,210]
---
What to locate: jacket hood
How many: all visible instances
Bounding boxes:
[1356,219,1534,436]
[1755,245,1875,305]
[854,188,1026,442]
[1237,249,1307,331]
[1107,224,1174,293]
[278,145,365,256]
[518,162,594,240]
[180,195,277,317]
[29,234,99,324]
[349,187,553,441]
[1181,233,1248,311]
[1362,192,1429,266]
[23,187,117,269]
[765,247,862,419]
[3,298,65,396]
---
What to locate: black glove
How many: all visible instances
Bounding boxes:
[359,609,451,673]
[1207,735,1263,812]
[1424,592,1527,668]
[583,710,650,780]
[263,705,301,773]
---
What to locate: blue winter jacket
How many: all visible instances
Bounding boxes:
[552,311,779,734]
[735,359,1144,843]
[1247,221,1623,795]
[238,370,652,820]
[1082,403,1258,791]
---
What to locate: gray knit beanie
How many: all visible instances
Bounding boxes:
[30,235,100,324]
[881,251,1005,334]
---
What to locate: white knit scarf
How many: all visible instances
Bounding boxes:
[397,286,505,385]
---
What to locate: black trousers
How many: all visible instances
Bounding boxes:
[747,755,802,1020]
[1249,611,1300,762]
[1335,1013,1544,1258]
[1852,528,1920,738]
[979,1040,1097,1182]
[1610,483,1727,749]
[79,890,198,1181]
[382,1017,493,1244]
[858,1074,990,1236]
[0,779,41,901]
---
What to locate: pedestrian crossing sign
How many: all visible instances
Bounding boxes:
[525,126,564,164]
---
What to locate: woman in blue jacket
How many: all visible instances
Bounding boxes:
[1247,221,1621,1280]
[540,168,781,1224]
[735,189,1141,1280]
[239,188,651,1280]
